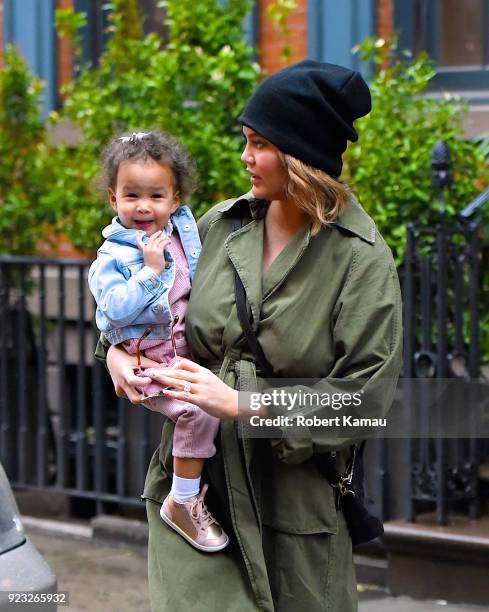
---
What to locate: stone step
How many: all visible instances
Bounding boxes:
[383,513,489,607]
[354,553,387,587]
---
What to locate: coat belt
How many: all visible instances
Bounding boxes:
[207,355,261,392]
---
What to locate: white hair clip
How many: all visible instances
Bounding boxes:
[118,132,149,144]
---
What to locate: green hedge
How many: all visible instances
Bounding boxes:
[0,46,56,255]
[45,0,259,252]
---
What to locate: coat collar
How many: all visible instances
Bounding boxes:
[217,192,269,220]
[218,192,376,245]
[332,194,376,244]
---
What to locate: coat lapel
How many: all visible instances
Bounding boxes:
[262,223,311,301]
[224,220,264,329]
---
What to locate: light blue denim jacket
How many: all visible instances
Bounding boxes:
[88,205,201,345]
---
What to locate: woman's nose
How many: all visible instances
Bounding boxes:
[241,146,254,165]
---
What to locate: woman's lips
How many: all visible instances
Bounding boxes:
[250,175,262,185]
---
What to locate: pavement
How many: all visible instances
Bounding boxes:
[22,517,488,612]
[24,523,150,612]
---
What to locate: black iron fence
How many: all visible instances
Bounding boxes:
[402,221,487,524]
[0,256,164,514]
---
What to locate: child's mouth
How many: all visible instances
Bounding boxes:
[134,220,153,229]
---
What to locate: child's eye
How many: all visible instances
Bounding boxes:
[152,193,163,198]
[126,193,138,198]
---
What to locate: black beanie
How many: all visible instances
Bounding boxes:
[239,60,371,178]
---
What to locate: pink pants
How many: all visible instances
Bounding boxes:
[125,337,220,459]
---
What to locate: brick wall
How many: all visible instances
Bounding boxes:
[57,0,74,91]
[257,0,393,75]
[258,0,307,75]
[376,0,393,39]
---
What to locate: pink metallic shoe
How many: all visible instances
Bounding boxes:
[160,485,229,553]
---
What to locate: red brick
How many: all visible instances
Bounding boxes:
[258,0,307,75]
[377,0,393,39]
[57,0,74,92]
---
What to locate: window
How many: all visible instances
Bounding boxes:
[3,0,56,116]
[307,0,375,75]
[73,0,166,68]
[439,0,484,66]
[138,0,167,38]
[73,0,109,68]
[74,0,256,68]
[396,0,489,90]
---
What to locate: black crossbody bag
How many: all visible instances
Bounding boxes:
[231,218,383,547]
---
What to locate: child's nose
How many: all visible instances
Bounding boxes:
[136,198,151,212]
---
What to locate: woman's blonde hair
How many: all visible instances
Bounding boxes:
[277,151,350,236]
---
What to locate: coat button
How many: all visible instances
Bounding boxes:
[190,249,199,258]
[151,278,158,288]
[183,224,191,231]
[154,304,163,312]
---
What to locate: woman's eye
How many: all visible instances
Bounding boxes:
[252,140,265,149]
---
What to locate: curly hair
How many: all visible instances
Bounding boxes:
[101,130,197,201]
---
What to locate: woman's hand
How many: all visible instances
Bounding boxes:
[147,359,239,420]
[106,344,158,404]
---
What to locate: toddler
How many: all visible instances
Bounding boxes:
[88,131,228,552]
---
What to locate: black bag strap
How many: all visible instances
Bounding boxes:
[231,218,274,378]
[230,217,366,484]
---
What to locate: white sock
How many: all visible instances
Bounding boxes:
[171,475,201,503]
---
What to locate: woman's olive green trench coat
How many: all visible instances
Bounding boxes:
[116,193,402,612]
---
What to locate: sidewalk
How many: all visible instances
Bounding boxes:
[23,518,487,612]
[24,524,150,612]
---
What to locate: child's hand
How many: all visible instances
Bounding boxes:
[136,231,171,276]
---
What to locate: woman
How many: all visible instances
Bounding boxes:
[100,60,403,611]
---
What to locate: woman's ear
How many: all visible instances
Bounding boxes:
[108,188,117,212]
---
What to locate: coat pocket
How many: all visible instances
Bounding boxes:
[119,258,144,280]
[253,441,339,535]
